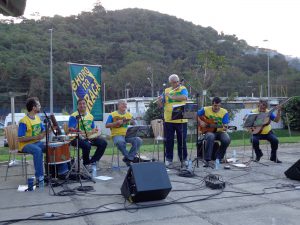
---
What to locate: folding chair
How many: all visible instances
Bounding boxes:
[4,125,29,181]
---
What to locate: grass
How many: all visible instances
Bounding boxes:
[1,129,299,162]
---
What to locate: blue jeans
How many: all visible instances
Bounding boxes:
[71,137,107,165]
[165,122,187,162]
[22,141,68,179]
[204,132,231,161]
[251,131,279,158]
[113,136,142,161]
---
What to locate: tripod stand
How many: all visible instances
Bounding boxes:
[65,115,95,184]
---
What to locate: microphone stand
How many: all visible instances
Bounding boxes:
[181,79,201,168]
[65,113,95,185]
[43,111,56,192]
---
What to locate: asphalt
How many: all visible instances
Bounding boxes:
[1,143,300,225]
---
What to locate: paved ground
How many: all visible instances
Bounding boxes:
[1,143,300,225]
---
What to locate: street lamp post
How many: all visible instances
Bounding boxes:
[263,40,270,99]
[49,28,53,113]
[147,66,154,98]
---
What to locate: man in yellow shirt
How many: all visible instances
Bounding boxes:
[197,97,231,167]
[157,74,188,167]
[68,98,107,167]
[251,99,282,163]
[105,99,142,166]
[18,97,68,184]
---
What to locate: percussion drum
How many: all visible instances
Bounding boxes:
[47,142,71,165]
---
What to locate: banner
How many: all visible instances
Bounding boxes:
[69,63,103,121]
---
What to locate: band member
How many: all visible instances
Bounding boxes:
[68,98,107,167]
[157,74,188,167]
[197,97,231,166]
[18,97,68,184]
[250,99,282,163]
[105,99,142,166]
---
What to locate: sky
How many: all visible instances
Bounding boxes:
[23,0,300,58]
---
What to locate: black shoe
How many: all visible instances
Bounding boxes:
[122,157,131,166]
[256,151,263,161]
[132,156,140,163]
[203,160,210,168]
[270,157,282,163]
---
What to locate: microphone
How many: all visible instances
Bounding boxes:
[76,109,82,120]
[43,110,50,123]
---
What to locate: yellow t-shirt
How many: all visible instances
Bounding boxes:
[163,85,188,123]
[251,108,272,134]
[18,115,43,151]
[203,106,228,132]
[108,111,132,137]
[70,111,94,132]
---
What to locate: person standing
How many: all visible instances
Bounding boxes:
[157,74,188,167]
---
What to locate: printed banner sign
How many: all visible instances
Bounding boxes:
[69,63,103,121]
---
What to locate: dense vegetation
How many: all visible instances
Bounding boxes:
[0,4,300,115]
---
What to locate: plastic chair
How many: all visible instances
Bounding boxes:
[150,119,164,161]
[4,125,29,181]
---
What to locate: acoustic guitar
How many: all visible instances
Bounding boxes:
[247,97,293,134]
[198,116,237,134]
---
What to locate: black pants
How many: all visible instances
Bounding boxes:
[251,131,279,158]
[71,137,107,165]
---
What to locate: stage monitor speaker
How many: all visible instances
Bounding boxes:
[121,162,172,202]
[284,159,300,181]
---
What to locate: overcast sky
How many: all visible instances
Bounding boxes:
[23,0,300,57]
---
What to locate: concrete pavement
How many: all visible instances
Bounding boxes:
[0,143,300,225]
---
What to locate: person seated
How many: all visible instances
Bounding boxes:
[250,99,282,163]
[68,98,107,169]
[197,97,231,167]
[105,99,142,166]
[18,97,68,185]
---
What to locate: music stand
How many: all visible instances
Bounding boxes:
[171,104,196,170]
[125,125,150,162]
[243,113,268,166]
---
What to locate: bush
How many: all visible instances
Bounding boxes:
[282,96,300,131]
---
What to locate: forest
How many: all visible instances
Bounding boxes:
[0,3,300,114]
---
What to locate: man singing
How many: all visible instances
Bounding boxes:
[68,98,107,168]
[157,74,188,167]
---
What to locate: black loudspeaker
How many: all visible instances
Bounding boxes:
[285,159,300,181]
[121,162,172,202]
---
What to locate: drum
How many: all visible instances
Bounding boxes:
[47,142,70,165]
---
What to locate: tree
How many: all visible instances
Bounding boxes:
[282,96,300,131]
[144,101,163,124]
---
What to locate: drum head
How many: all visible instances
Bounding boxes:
[48,142,64,147]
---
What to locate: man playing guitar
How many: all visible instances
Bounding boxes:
[250,99,282,163]
[197,97,231,167]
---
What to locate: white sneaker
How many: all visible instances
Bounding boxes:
[165,161,172,167]
[184,160,189,167]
